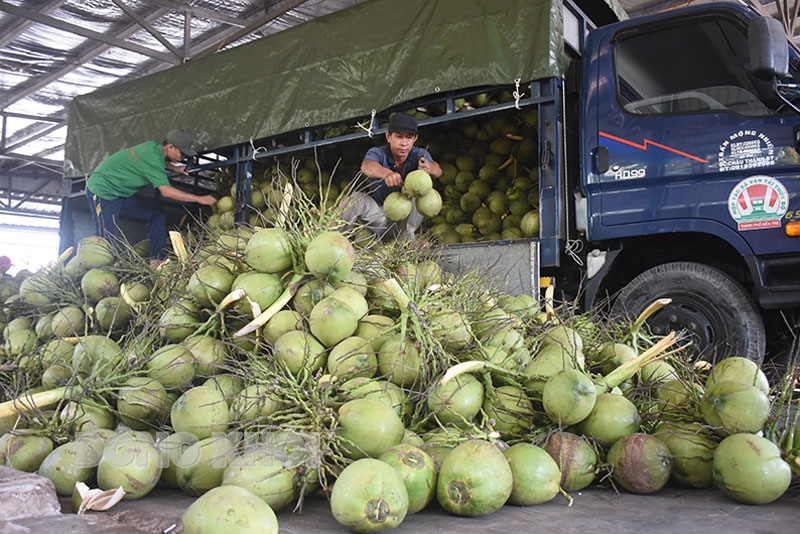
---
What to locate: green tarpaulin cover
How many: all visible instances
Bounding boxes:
[64,0,621,177]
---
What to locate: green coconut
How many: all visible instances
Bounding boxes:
[541,324,583,355]
[203,374,244,406]
[231,271,283,315]
[713,433,791,504]
[158,301,201,342]
[383,192,413,221]
[156,431,199,488]
[273,330,327,375]
[176,435,236,497]
[81,268,119,303]
[309,295,361,347]
[339,378,411,420]
[437,439,512,517]
[182,335,228,377]
[38,436,105,496]
[222,444,298,512]
[263,310,305,344]
[356,315,396,352]
[607,433,673,494]
[595,342,638,375]
[187,265,235,308]
[4,328,36,358]
[0,431,54,472]
[640,360,679,383]
[95,296,132,331]
[292,279,334,315]
[71,335,123,375]
[304,231,355,282]
[245,228,294,273]
[330,286,369,320]
[427,373,484,425]
[416,189,443,218]
[404,169,433,197]
[18,276,53,306]
[41,363,73,390]
[116,376,172,430]
[328,336,377,380]
[576,393,641,447]
[76,236,114,267]
[40,338,75,367]
[542,369,597,425]
[337,398,405,459]
[182,485,278,534]
[146,343,197,390]
[50,305,86,337]
[34,312,54,340]
[330,458,408,533]
[59,401,116,433]
[229,384,282,423]
[543,431,597,492]
[377,334,422,388]
[97,432,161,499]
[705,356,770,394]
[171,385,231,440]
[428,310,472,352]
[699,380,770,434]
[503,442,561,505]
[378,444,437,514]
[523,344,577,394]
[653,421,717,489]
[482,385,535,438]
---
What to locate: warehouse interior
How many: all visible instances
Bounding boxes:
[0,0,795,272]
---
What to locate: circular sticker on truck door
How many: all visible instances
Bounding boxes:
[727,175,788,230]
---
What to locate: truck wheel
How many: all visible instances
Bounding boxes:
[610,262,765,364]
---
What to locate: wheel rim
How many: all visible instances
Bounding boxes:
[646,298,720,356]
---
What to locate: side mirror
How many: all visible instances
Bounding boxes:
[748,17,789,78]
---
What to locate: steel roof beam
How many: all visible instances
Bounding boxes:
[0,1,178,64]
[0,8,172,111]
[111,0,182,59]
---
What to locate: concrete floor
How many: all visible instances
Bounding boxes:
[3,483,798,534]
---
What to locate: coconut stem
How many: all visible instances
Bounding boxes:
[558,486,574,506]
[169,231,190,264]
[380,278,411,310]
[596,331,678,392]
[629,298,671,345]
[234,274,304,337]
[0,386,79,419]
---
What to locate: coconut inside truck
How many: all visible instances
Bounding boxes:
[61,0,800,365]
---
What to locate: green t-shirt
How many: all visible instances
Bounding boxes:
[87,141,170,200]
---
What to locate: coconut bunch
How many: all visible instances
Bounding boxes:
[2,159,798,532]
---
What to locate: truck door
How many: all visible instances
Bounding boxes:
[582,6,798,259]
[579,5,800,362]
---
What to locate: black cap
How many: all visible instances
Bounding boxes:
[388,113,418,134]
[166,129,196,156]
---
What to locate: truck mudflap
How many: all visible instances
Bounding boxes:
[439,239,540,297]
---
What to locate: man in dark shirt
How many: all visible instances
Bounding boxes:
[342,114,441,240]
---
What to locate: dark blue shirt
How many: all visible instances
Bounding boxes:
[364,145,435,204]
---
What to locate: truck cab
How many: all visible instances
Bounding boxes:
[572,3,800,363]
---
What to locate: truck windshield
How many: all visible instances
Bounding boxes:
[615,13,796,117]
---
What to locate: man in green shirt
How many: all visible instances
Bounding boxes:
[86,129,216,268]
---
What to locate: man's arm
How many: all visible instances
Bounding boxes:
[158,185,217,206]
[418,158,442,179]
[361,159,404,187]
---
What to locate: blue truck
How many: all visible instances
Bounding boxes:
[61,0,799,365]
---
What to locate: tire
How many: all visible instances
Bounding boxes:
[610,262,765,364]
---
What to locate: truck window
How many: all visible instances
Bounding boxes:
[615,15,779,117]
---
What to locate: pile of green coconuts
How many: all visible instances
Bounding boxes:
[1,133,798,534]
